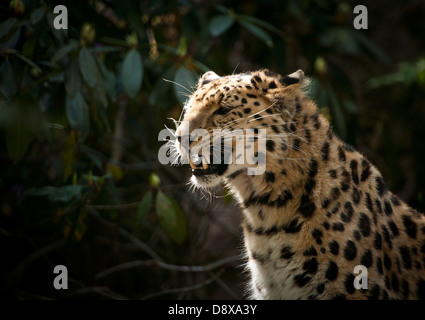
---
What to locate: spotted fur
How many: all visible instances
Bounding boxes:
[174,69,425,300]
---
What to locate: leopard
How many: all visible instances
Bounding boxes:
[172,68,425,299]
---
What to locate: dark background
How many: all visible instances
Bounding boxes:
[1,0,425,299]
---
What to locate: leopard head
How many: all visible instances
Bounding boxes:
[174,69,308,188]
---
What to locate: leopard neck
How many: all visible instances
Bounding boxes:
[225,97,348,232]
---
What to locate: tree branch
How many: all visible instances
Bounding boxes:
[66,286,128,300]
[86,202,140,210]
[95,255,240,279]
[139,269,225,300]
[87,208,164,262]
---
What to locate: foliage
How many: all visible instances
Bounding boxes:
[1,0,424,299]
[368,58,425,89]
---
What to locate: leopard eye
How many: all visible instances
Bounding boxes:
[213,106,232,116]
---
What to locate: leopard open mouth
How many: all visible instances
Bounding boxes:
[188,153,229,177]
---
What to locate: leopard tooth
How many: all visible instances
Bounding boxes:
[189,158,198,170]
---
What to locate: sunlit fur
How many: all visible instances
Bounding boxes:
[169,69,425,300]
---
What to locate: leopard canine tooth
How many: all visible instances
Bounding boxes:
[188,158,198,170]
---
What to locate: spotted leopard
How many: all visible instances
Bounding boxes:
[173,69,425,299]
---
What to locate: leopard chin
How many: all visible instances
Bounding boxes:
[190,165,247,188]
[190,163,229,188]
[190,173,221,188]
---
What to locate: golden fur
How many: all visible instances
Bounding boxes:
[174,69,425,299]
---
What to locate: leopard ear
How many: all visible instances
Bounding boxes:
[280,69,304,86]
[198,71,220,88]
[253,69,306,91]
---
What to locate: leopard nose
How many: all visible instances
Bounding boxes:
[177,135,182,144]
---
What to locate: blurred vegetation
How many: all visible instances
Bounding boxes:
[1,0,424,299]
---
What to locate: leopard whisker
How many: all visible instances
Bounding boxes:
[163,78,195,95]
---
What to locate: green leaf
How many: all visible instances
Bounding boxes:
[2,95,46,163]
[100,37,129,47]
[107,164,123,181]
[79,48,101,88]
[90,46,122,54]
[65,92,90,141]
[367,74,403,89]
[239,20,273,47]
[209,15,234,36]
[103,69,117,102]
[0,60,17,99]
[337,29,358,56]
[65,57,81,98]
[25,185,85,204]
[417,69,425,87]
[156,43,180,55]
[24,186,56,197]
[5,103,32,163]
[367,59,425,90]
[97,102,111,132]
[121,49,143,98]
[354,31,391,65]
[22,36,36,58]
[9,50,41,72]
[66,209,87,241]
[83,152,103,170]
[237,15,283,37]
[168,197,186,243]
[51,40,78,64]
[288,0,303,19]
[93,81,108,108]
[399,61,420,83]
[149,67,174,106]
[95,56,116,103]
[0,18,18,39]
[49,185,84,203]
[136,191,153,223]
[1,27,21,50]
[192,60,211,73]
[81,172,109,184]
[155,191,186,244]
[318,29,337,47]
[31,7,45,25]
[173,66,197,105]
[214,4,230,15]
[62,131,77,181]
[176,37,187,56]
[342,100,358,114]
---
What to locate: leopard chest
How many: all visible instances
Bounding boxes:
[242,219,321,299]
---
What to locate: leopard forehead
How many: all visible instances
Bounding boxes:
[185,72,261,112]
[183,69,304,118]
[191,74,254,108]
